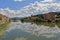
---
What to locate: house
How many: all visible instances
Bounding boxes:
[0,14,9,24]
[43,12,56,21]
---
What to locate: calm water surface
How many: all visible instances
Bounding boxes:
[0,21,60,40]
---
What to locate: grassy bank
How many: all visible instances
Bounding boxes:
[0,22,10,36]
[0,23,9,30]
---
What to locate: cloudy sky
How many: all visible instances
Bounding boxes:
[0,0,60,17]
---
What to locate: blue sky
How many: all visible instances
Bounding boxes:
[0,0,43,10]
[0,0,60,10]
[0,0,60,17]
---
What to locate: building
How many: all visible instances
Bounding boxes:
[43,12,56,21]
[0,14,9,24]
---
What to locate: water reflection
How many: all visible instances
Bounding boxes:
[0,21,60,40]
[21,21,60,28]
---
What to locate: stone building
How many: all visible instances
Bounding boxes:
[0,14,9,24]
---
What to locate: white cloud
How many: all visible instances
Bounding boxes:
[0,8,21,17]
[20,1,60,15]
[5,22,60,38]
[0,8,31,18]
[14,0,25,2]
[0,1,60,18]
[41,0,56,2]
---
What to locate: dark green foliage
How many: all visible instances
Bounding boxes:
[0,18,2,20]
[47,20,51,22]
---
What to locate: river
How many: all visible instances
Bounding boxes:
[0,21,60,40]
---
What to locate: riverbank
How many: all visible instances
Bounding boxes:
[0,22,10,36]
[0,23,9,30]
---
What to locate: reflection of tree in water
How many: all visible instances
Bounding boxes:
[0,29,42,40]
[21,21,60,28]
[43,22,55,27]
[56,22,60,28]
[35,22,60,28]
[0,22,60,40]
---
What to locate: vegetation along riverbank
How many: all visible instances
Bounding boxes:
[0,14,10,36]
[20,12,60,22]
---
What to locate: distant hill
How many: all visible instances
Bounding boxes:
[20,12,60,22]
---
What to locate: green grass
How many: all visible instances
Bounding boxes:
[56,21,60,28]
[0,23,9,30]
[0,22,10,36]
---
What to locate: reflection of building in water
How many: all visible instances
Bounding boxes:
[5,22,60,38]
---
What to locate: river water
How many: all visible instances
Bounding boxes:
[0,21,60,40]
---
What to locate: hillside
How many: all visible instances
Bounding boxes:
[20,12,60,22]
